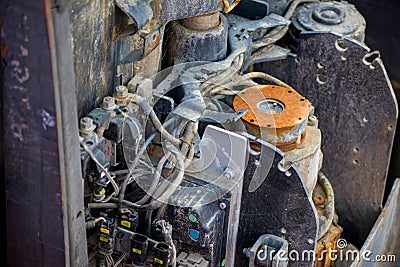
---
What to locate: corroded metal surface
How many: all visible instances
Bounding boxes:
[233,85,310,151]
[283,123,323,194]
[314,223,342,267]
[256,32,398,246]
[2,2,66,265]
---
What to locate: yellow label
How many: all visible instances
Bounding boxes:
[100,227,110,235]
[132,248,142,255]
[154,258,163,264]
[121,220,131,228]
[99,188,105,195]
[99,236,109,243]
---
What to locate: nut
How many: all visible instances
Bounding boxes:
[102,96,116,111]
[79,117,96,135]
[223,167,235,180]
[115,85,128,97]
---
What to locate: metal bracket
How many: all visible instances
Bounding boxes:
[115,0,153,31]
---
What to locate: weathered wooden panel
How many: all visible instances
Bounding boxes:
[1,1,66,265]
[1,0,87,265]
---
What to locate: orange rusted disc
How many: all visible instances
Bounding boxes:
[233,85,311,151]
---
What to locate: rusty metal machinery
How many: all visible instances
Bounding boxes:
[1,0,399,267]
[233,85,311,152]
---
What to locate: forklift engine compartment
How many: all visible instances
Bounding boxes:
[75,1,397,266]
[1,0,399,266]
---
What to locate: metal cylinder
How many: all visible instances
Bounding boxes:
[166,12,228,65]
[233,85,311,152]
[233,85,322,194]
[180,12,220,30]
[292,1,366,42]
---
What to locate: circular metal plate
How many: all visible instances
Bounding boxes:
[233,85,310,134]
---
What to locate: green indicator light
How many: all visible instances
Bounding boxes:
[221,259,226,266]
[188,214,197,222]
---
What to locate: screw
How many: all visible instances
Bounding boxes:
[313,195,325,205]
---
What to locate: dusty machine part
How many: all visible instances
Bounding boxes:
[313,173,336,240]
[80,117,97,137]
[314,224,343,267]
[166,12,228,65]
[113,85,131,107]
[292,1,366,42]
[180,12,221,31]
[233,85,311,152]
[280,118,323,194]
[233,84,323,195]
[313,173,342,267]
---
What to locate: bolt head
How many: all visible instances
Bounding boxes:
[80,117,96,135]
[102,96,116,110]
[80,117,94,130]
[115,85,128,97]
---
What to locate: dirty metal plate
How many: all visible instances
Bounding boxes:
[256,32,398,246]
[351,178,400,266]
[235,140,318,267]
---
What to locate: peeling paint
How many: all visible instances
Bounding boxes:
[19,45,28,56]
[40,108,56,130]
[10,123,28,142]
[11,60,30,84]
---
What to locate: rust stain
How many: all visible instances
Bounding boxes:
[233,85,310,132]
[233,85,310,151]
[0,16,10,59]
[44,0,53,50]
[1,45,9,59]
[314,224,343,267]
[20,102,26,111]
